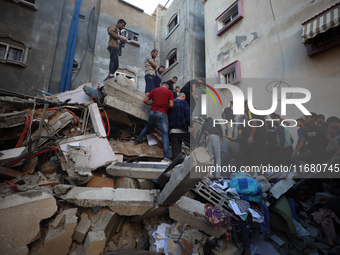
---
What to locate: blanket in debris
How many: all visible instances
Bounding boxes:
[229,177,262,204]
[204,203,231,229]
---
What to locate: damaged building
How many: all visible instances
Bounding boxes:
[1,0,340,255]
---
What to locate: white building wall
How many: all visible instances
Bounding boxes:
[203,0,340,124]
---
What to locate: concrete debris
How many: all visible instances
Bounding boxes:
[157,147,213,205]
[73,213,91,243]
[1,76,339,255]
[107,162,168,180]
[0,147,26,164]
[0,190,58,255]
[169,196,229,237]
[55,83,94,105]
[54,185,157,216]
[89,103,106,138]
[103,76,150,121]
[31,208,78,255]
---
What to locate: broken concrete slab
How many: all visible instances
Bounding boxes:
[109,140,164,158]
[58,134,117,178]
[54,185,157,216]
[89,103,106,138]
[34,111,76,147]
[55,83,93,105]
[103,76,150,121]
[84,231,106,255]
[0,190,57,255]
[157,147,212,206]
[0,109,27,128]
[91,209,123,244]
[31,208,78,255]
[169,196,228,238]
[106,162,167,179]
[0,147,25,164]
[73,213,91,243]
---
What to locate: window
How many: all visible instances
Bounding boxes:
[115,69,137,84]
[216,0,243,36]
[0,40,28,67]
[165,49,178,69]
[168,15,178,32]
[79,14,85,22]
[11,0,38,11]
[120,29,139,42]
[218,60,241,85]
[167,13,179,37]
[302,3,340,57]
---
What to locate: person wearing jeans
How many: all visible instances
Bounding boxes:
[137,111,170,159]
[134,82,174,162]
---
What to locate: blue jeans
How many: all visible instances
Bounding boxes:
[145,73,156,93]
[137,111,170,158]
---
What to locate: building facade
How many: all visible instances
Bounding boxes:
[203,0,340,122]
[0,0,156,95]
[154,0,206,87]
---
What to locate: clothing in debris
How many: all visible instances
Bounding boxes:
[312,207,340,246]
[204,203,231,229]
[228,176,263,204]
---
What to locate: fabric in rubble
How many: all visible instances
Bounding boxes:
[204,203,231,229]
[229,176,262,204]
[311,207,340,246]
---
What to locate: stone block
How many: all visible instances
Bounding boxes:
[169,196,228,238]
[73,213,91,243]
[55,185,157,216]
[31,208,78,255]
[0,190,57,255]
[103,77,150,121]
[83,231,106,255]
[157,147,212,205]
[106,162,167,180]
[114,177,137,189]
[91,209,123,243]
[138,179,155,190]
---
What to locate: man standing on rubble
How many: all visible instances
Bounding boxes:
[144,49,158,96]
[168,93,194,160]
[134,81,174,163]
[105,19,127,81]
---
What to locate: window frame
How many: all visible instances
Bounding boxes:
[11,0,38,11]
[216,0,243,36]
[218,60,241,85]
[166,12,180,39]
[0,39,29,67]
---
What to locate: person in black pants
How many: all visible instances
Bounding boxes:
[180,79,202,116]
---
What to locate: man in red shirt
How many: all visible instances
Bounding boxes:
[134,82,174,162]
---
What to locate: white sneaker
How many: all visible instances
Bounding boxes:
[161,158,172,164]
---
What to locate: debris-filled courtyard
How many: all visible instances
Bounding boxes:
[1,76,339,255]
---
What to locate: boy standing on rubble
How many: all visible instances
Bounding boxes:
[134,82,174,163]
[105,19,127,81]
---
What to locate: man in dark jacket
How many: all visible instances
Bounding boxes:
[168,93,194,159]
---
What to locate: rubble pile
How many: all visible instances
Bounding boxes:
[0,76,339,255]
